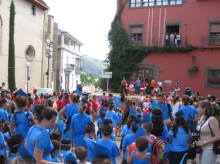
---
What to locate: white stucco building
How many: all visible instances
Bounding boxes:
[0,0,49,92]
[56,30,83,91]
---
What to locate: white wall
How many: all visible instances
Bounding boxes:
[0,0,46,91]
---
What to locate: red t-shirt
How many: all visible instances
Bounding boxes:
[122,80,126,86]
[92,100,99,111]
[57,99,65,109]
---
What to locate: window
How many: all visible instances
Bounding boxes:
[130,0,142,8]
[31,5,36,16]
[130,26,143,45]
[206,68,220,89]
[25,46,35,61]
[166,25,179,34]
[132,0,181,7]
[210,23,220,46]
[170,0,182,5]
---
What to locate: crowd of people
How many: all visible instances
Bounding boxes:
[121,77,180,96]
[165,32,181,47]
[0,82,220,164]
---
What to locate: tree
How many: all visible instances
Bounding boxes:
[80,74,88,83]
[8,0,16,91]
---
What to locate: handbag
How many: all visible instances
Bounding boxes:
[208,119,220,154]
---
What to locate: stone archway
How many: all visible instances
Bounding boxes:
[132,57,159,82]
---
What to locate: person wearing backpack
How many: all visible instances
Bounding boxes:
[151,108,169,164]
[150,93,174,122]
[196,100,220,164]
[9,96,36,140]
[59,94,80,135]
[177,95,198,133]
[168,115,191,164]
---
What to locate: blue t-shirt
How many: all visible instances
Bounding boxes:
[122,134,136,160]
[156,124,169,153]
[105,110,117,127]
[70,113,92,144]
[151,101,172,120]
[0,108,9,121]
[85,137,95,162]
[133,151,151,164]
[8,153,20,163]
[115,113,122,124]
[51,155,61,163]
[143,112,152,123]
[136,80,140,87]
[169,127,191,152]
[178,105,198,121]
[97,118,104,131]
[58,150,76,163]
[10,112,33,140]
[121,125,132,137]
[97,139,120,164]
[26,126,53,161]
[65,103,79,119]
[0,131,6,156]
[97,133,115,141]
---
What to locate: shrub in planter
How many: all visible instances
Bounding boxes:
[188,66,199,74]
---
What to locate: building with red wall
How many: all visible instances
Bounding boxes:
[118,0,220,97]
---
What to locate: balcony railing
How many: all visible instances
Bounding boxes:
[75,66,83,73]
[129,35,220,48]
[65,64,75,71]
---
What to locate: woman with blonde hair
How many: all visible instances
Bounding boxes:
[196,100,220,164]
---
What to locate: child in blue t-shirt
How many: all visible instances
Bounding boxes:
[0,119,7,164]
[115,107,122,137]
[97,111,105,136]
[122,122,138,163]
[97,119,120,164]
[84,124,96,162]
[51,140,63,163]
[169,115,191,164]
[7,135,23,163]
[58,138,77,163]
[164,119,172,163]
[127,136,151,164]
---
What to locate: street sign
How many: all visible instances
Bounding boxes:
[164,80,172,84]
[99,74,112,79]
[104,72,112,75]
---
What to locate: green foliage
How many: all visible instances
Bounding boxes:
[105,0,198,92]
[188,65,199,74]
[80,74,89,83]
[80,74,100,88]
[8,0,16,91]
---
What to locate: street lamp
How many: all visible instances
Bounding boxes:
[45,40,53,88]
[27,62,31,93]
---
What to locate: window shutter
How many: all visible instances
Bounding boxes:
[210,24,220,33]
[131,27,143,33]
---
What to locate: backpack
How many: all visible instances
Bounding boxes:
[151,139,165,164]
[64,105,77,134]
[208,119,220,154]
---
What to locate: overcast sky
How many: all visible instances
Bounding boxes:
[44,0,117,61]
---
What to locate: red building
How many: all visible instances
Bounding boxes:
[118,0,220,97]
